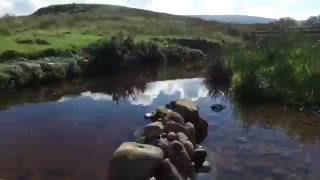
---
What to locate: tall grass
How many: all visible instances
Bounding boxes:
[227,34,320,105]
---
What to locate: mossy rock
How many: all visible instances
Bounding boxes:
[0,72,11,89]
[40,62,69,81]
[17,62,44,84]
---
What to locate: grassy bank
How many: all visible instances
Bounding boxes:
[225,34,320,106]
[0,33,208,90]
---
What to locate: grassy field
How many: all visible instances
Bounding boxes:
[0,4,242,60]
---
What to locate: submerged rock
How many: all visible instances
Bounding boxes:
[110,142,164,180]
[198,161,212,173]
[211,104,226,112]
[193,148,208,167]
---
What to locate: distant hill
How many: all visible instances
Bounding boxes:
[191,15,277,24]
[33,3,166,17]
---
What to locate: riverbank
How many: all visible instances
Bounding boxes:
[0,35,214,90]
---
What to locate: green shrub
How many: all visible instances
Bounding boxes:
[35,38,50,45]
[0,50,24,61]
[15,37,34,44]
[0,27,10,36]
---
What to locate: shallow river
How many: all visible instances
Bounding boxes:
[0,71,320,180]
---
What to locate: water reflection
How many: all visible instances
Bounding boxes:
[0,70,320,180]
[71,79,209,106]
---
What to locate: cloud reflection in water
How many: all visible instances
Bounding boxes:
[60,78,209,106]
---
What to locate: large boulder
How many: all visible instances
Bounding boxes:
[196,117,209,143]
[163,111,185,125]
[110,142,164,180]
[167,99,208,143]
[166,99,199,124]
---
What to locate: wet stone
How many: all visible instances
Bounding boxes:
[198,161,212,173]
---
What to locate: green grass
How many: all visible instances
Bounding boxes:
[226,34,320,106]
[0,32,101,58]
[0,3,243,60]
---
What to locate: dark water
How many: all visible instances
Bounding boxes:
[0,70,320,180]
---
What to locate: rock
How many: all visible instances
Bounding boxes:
[144,122,164,140]
[193,148,207,167]
[164,121,187,134]
[177,132,189,142]
[195,117,208,143]
[166,99,199,125]
[158,159,183,180]
[198,161,212,173]
[181,140,194,157]
[154,107,172,120]
[166,99,208,143]
[167,132,179,142]
[185,122,196,144]
[158,138,170,155]
[110,142,164,180]
[160,133,167,139]
[211,104,226,112]
[67,61,81,78]
[163,111,185,125]
[168,141,194,178]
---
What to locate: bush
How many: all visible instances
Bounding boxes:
[0,27,10,36]
[35,38,50,45]
[15,37,34,44]
[0,50,24,61]
[85,32,166,71]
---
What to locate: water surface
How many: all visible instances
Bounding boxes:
[0,72,320,180]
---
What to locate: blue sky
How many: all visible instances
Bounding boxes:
[0,0,319,20]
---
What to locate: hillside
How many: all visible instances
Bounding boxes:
[0,4,242,59]
[191,15,277,24]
